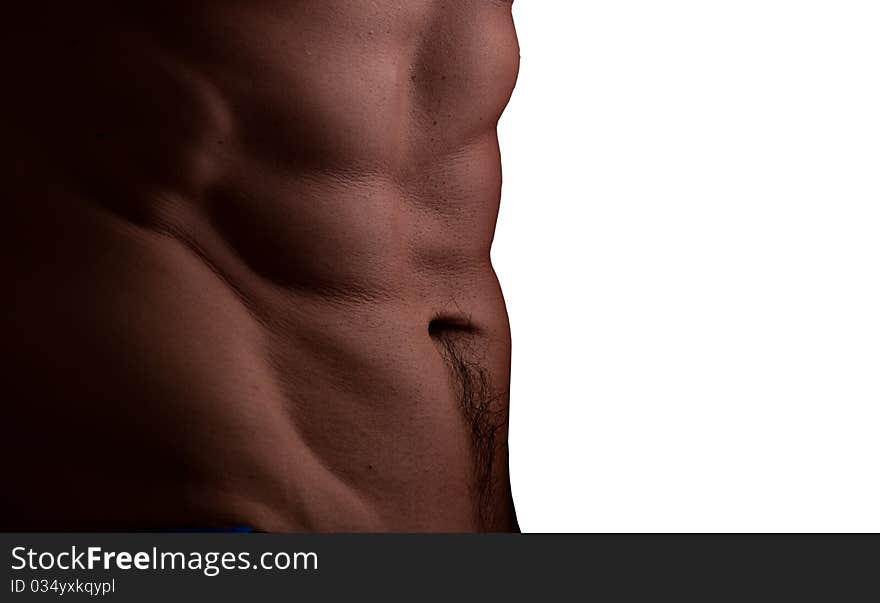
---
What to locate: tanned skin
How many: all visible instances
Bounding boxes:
[1,1,519,532]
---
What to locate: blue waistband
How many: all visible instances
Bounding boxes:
[159,527,257,533]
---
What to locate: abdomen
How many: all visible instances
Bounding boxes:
[0,0,519,532]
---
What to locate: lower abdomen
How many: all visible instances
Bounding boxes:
[2,198,513,531]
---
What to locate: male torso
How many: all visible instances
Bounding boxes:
[1,1,519,531]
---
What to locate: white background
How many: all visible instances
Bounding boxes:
[494,1,880,532]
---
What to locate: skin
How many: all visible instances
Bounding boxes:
[1,1,519,532]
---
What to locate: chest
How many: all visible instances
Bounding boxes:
[185,0,519,168]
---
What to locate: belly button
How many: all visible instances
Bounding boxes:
[428,315,477,338]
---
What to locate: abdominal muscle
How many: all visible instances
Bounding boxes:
[0,1,518,532]
[3,178,515,532]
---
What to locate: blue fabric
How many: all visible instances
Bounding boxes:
[158,527,257,533]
